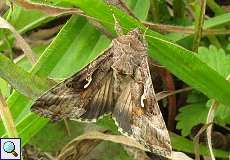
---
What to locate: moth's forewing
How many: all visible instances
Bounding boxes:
[31,47,114,121]
[111,29,172,157]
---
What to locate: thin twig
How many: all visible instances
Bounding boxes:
[143,21,230,35]
[194,123,213,160]
[192,0,207,52]
[150,0,160,22]
[0,16,37,64]
[117,0,139,19]
[0,91,18,138]
[156,87,192,101]
[63,118,71,137]
[206,101,218,160]
[10,0,83,16]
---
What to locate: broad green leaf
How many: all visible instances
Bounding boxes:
[8,6,51,33]
[16,44,48,71]
[96,142,132,160]
[214,103,230,125]
[203,12,230,29]
[176,103,209,136]
[186,90,208,104]
[31,120,84,152]
[132,0,150,20]
[171,133,229,158]
[0,78,10,97]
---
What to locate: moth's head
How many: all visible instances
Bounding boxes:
[127,28,143,40]
[115,28,146,51]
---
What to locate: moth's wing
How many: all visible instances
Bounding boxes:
[31,48,114,121]
[112,62,172,157]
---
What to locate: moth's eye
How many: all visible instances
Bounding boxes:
[66,83,73,88]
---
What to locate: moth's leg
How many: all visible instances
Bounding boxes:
[112,13,123,36]
[112,67,119,100]
[142,27,149,48]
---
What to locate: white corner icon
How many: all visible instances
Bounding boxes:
[0,138,21,160]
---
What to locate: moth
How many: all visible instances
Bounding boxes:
[31,28,172,157]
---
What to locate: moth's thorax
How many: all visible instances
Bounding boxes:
[112,28,146,54]
[111,32,148,75]
[113,36,146,53]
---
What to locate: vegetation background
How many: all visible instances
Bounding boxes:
[0,0,229,159]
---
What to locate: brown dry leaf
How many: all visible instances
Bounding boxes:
[171,151,193,160]
[10,0,83,16]
[0,16,37,64]
[57,131,147,160]
[58,138,102,160]
[124,146,151,160]
[156,87,192,101]
[58,131,193,160]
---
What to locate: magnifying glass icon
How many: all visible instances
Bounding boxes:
[3,141,18,157]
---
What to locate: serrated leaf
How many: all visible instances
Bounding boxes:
[198,45,230,78]
[186,90,208,104]
[176,103,209,136]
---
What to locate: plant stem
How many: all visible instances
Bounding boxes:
[0,91,18,138]
[207,0,225,15]
[192,0,207,52]
[150,0,160,22]
[143,21,230,35]
[173,0,185,19]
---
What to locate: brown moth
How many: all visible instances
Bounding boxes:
[31,28,172,157]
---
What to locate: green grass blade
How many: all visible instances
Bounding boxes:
[0,54,52,98]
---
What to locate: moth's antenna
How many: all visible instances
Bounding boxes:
[143,26,149,47]
[110,7,123,36]
[143,26,149,38]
